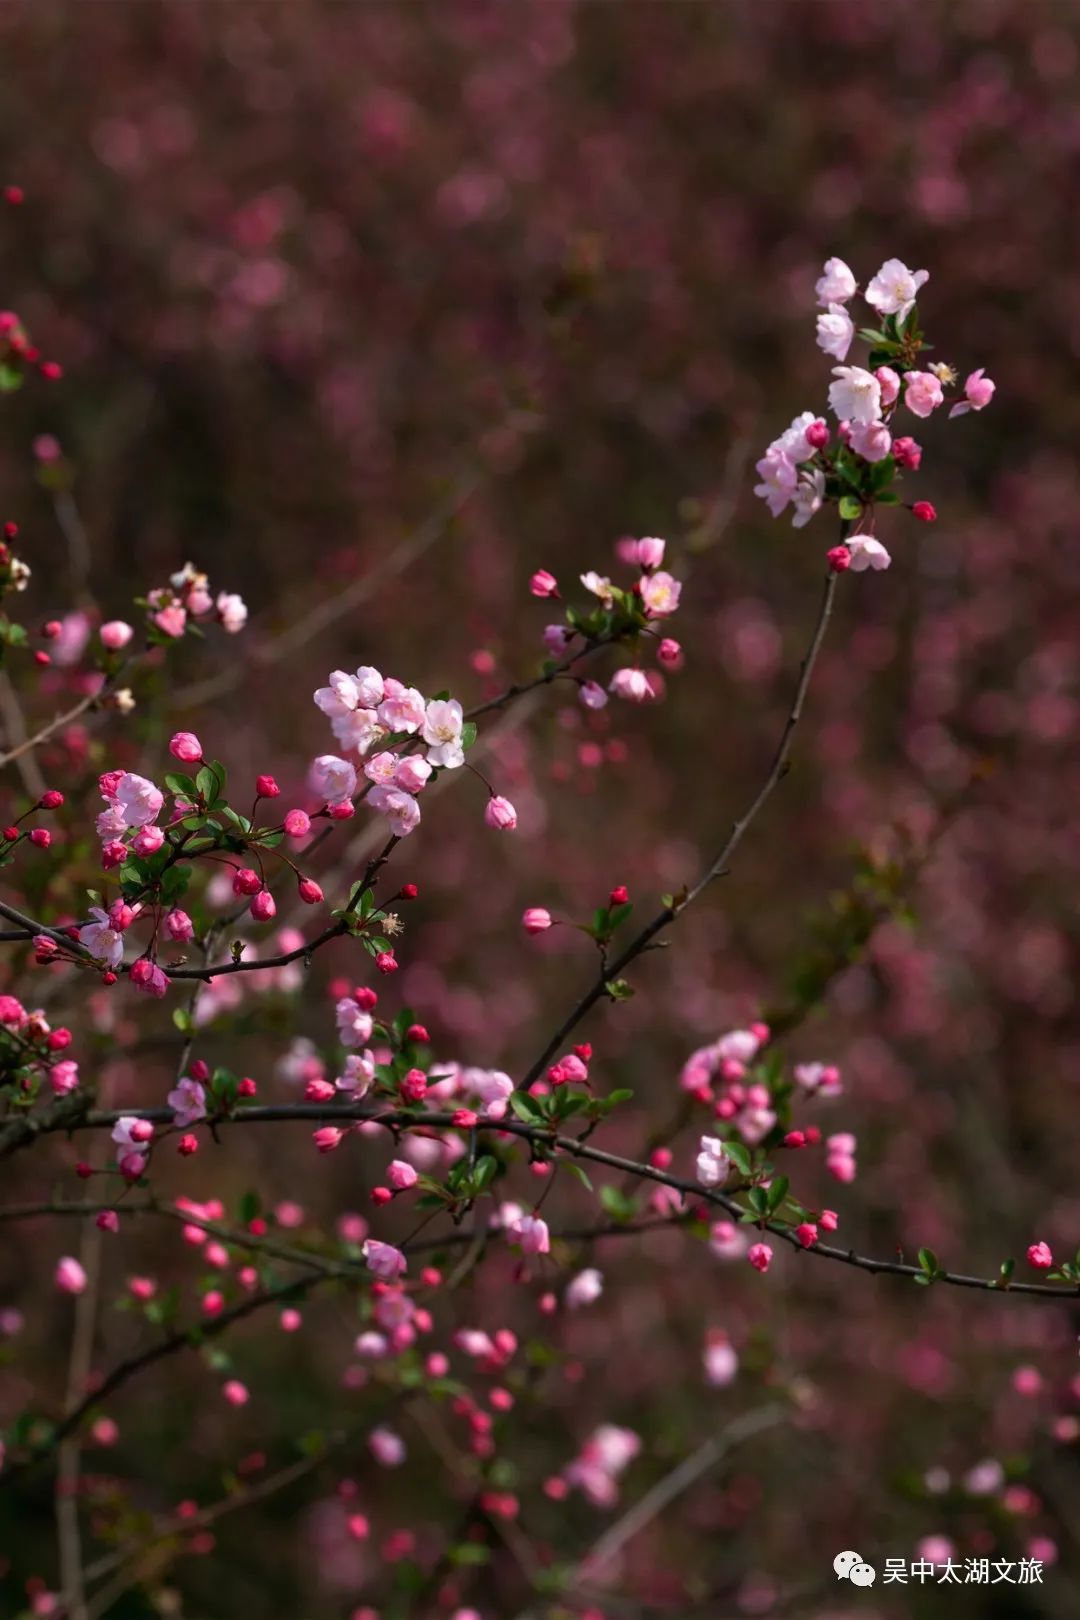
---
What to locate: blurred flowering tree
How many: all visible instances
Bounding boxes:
[2,4,1080,1619]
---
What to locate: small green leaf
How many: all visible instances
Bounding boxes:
[838,494,862,522]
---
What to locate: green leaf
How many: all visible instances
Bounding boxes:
[604,978,634,1001]
[508,1092,545,1124]
[766,1174,789,1214]
[563,1161,593,1191]
[722,1141,752,1177]
[164,773,196,798]
[471,1154,498,1191]
[599,1184,637,1222]
[461,721,477,751]
[838,494,863,522]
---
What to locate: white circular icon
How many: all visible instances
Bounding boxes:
[833,1550,863,1578]
[850,1562,876,1587]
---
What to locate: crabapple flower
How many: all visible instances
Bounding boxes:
[50,1060,79,1095]
[79,907,124,969]
[695,1135,732,1189]
[100,619,134,650]
[132,825,164,857]
[394,755,432,794]
[367,784,421,838]
[875,365,901,406]
[828,366,882,426]
[848,420,892,463]
[793,1062,842,1097]
[309,754,357,805]
[377,679,426,734]
[113,772,164,828]
[639,570,682,618]
[511,1213,550,1255]
[169,732,203,763]
[565,1425,640,1507]
[949,366,996,418]
[579,679,608,710]
[892,435,922,469]
[336,998,374,1048]
[1027,1242,1053,1270]
[387,1160,418,1191]
[216,592,248,632]
[703,1331,738,1387]
[484,795,517,830]
[565,1268,603,1309]
[747,1242,773,1273]
[608,667,656,703]
[336,1052,375,1096]
[369,1426,406,1467]
[864,257,928,321]
[522,907,552,934]
[129,959,169,996]
[530,569,558,597]
[112,1116,153,1153]
[56,1257,87,1295]
[846,536,891,572]
[816,302,855,361]
[165,908,194,942]
[636,536,666,568]
[362,1240,407,1281]
[815,256,857,306]
[167,1076,207,1128]
[580,570,615,605]
[791,468,825,529]
[753,446,797,516]
[904,370,944,419]
[422,698,465,768]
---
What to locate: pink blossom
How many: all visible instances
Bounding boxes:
[56,1256,87,1294]
[284,808,311,838]
[369,1425,406,1466]
[864,258,928,321]
[154,604,187,638]
[363,1239,408,1280]
[394,754,432,794]
[387,1160,418,1191]
[846,536,892,573]
[635,536,666,569]
[484,795,517,830]
[566,1268,603,1309]
[368,783,421,837]
[753,446,797,516]
[639,570,682,618]
[336,998,374,1048]
[168,1076,207,1128]
[950,366,996,418]
[129,959,169,996]
[422,697,465,768]
[522,907,552,934]
[511,1213,550,1255]
[100,620,134,650]
[377,679,426,735]
[216,592,248,633]
[113,772,164,828]
[791,467,825,529]
[530,569,559,597]
[816,302,854,361]
[815,256,857,306]
[165,908,194,942]
[904,370,944,419]
[747,1242,773,1273]
[131,825,165,857]
[50,1060,79,1095]
[608,667,657,703]
[892,435,922,469]
[336,1051,375,1096]
[169,731,203,763]
[578,679,608,710]
[828,366,882,426]
[695,1135,731,1189]
[309,754,357,805]
[703,1331,738,1386]
[79,907,124,968]
[875,365,901,406]
[1026,1241,1053,1270]
[112,1116,153,1152]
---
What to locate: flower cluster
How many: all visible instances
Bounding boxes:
[142,562,248,641]
[755,257,995,571]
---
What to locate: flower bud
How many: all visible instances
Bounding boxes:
[298,878,323,905]
[250,889,277,922]
[169,732,203,763]
[256,774,280,798]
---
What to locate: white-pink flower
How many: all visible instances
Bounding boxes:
[377,679,426,735]
[695,1135,731,1189]
[791,468,825,529]
[510,1213,550,1255]
[56,1256,87,1295]
[309,754,357,805]
[704,1331,738,1387]
[79,907,124,969]
[949,367,995,418]
[609,667,657,703]
[113,773,164,829]
[639,571,682,618]
[369,1425,406,1466]
[904,369,944,419]
[753,446,797,516]
[336,1051,375,1096]
[336,998,374,1048]
[846,536,892,572]
[422,698,465,769]
[816,302,855,361]
[216,592,248,633]
[864,257,928,322]
[848,420,892,463]
[362,1239,407,1281]
[815,256,857,306]
[828,366,882,426]
[566,1268,603,1309]
[367,784,421,838]
[167,1076,207,1128]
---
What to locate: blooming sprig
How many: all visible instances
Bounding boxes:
[755,256,995,572]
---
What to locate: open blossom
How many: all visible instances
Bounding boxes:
[309,754,357,805]
[422,697,465,768]
[79,907,124,969]
[753,446,797,516]
[511,1213,550,1255]
[791,467,825,529]
[864,257,928,321]
[362,1239,407,1280]
[112,772,164,829]
[609,667,657,703]
[565,1424,640,1507]
[579,679,607,710]
[216,591,248,632]
[828,366,881,426]
[368,783,421,837]
[394,755,432,794]
[129,958,169,997]
[565,1268,603,1309]
[815,256,857,306]
[949,366,995,418]
[336,1051,375,1096]
[377,679,426,734]
[50,1060,79,1095]
[336,998,374,1048]
[112,1116,153,1153]
[848,419,892,462]
[580,570,615,605]
[639,570,681,618]
[695,1135,731,1189]
[816,302,855,361]
[846,536,891,572]
[167,1076,207,1128]
[903,369,944,419]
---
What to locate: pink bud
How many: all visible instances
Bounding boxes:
[484,795,517,831]
[1027,1241,1054,1271]
[635,536,666,570]
[375,950,397,974]
[165,908,194,942]
[96,1211,119,1233]
[747,1242,773,1273]
[522,907,552,934]
[131,825,164,856]
[912,500,937,523]
[875,366,901,406]
[169,732,203,763]
[39,789,64,809]
[805,418,830,449]
[827,545,851,574]
[100,620,134,650]
[819,1209,839,1232]
[529,569,559,598]
[284,808,311,838]
[794,1222,818,1248]
[400,1068,428,1103]
[232,867,262,896]
[387,1160,419,1190]
[313,1126,345,1153]
[250,889,276,922]
[222,1379,249,1407]
[657,638,682,666]
[256,774,280,798]
[56,1256,87,1294]
[892,435,922,470]
[298,878,323,905]
[29,828,51,849]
